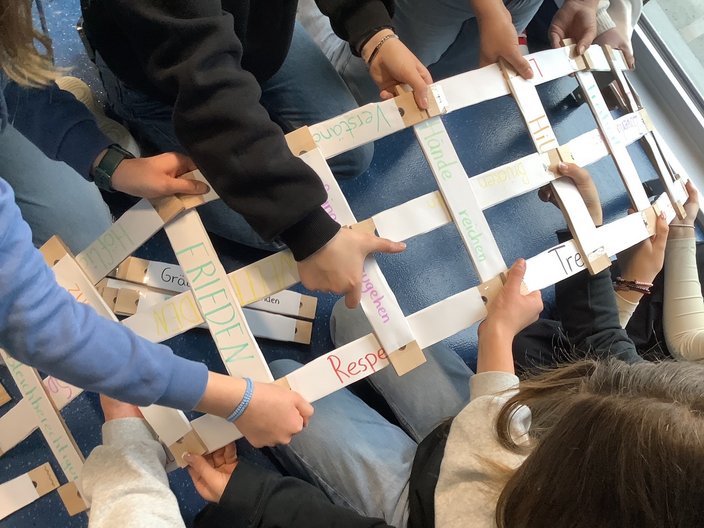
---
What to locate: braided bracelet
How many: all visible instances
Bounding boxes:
[226,377,254,423]
[613,277,653,295]
[366,34,399,66]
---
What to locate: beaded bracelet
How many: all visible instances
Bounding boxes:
[366,34,399,66]
[613,277,653,295]
[226,377,253,423]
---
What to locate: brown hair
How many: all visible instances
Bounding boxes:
[0,0,58,86]
[494,359,704,528]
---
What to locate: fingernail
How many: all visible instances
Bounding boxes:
[399,242,407,250]
[196,183,209,193]
[182,452,193,463]
[558,162,568,172]
[421,96,428,109]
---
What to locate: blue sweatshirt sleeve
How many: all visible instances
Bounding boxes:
[3,81,111,180]
[0,177,208,409]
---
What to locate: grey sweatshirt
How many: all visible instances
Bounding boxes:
[434,371,530,527]
[79,418,185,528]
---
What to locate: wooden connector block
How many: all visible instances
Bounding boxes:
[298,295,318,321]
[393,86,445,128]
[57,481,88,516]
[639,108,655,132]
[0,382,11,407]
[28,463,59,498]
[114,289,141,317]
[39,236,71,267]
[293,320,313,345]
[387,340,427,376]
[149,196,186,223]
[168,429,208,469]
[285,126,317,156]
[114,256,150,283]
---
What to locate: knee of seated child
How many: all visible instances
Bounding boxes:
[329,143,374,180]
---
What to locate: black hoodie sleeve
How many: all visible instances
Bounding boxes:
[104,1,343,260]
[194,460,393,528]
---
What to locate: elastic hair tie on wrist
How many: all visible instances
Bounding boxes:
[226,377,254,423]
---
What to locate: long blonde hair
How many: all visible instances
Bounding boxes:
[0,0,58,86]
[493,359,704,527]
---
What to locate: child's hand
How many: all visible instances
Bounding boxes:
[108,152,209,198]
[549,0,598,55]
[363,29,433,110]
[478,9,533,78]
[617,212,669,285]
[235,382,314,447]
[670,180,699,240]
[483,259,543,339]
[185,443,237,503]
[594,28,634,69]
[539,162,603,225]
[298,228,406,309]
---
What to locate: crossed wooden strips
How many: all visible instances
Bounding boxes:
[0,43,688,519]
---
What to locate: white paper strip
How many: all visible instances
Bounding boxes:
[1,352,84,484]
[165,211,272,381]
[139,405,193,447]
[247,290,308,318]
[75,199,166,284]
[190,415,241,453]
[230,251,299,306]
[414,117,506,280]
[576,70,651,210]
[0,400,35,455]
[0,473,40,520]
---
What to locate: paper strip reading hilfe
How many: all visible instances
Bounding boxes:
[502,61,610,275]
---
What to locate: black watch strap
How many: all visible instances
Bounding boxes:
[94,144,134,192]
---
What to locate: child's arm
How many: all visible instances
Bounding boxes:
[0,177,313,445]
[663,181,704,361]
[187,447,393,528]
[470,0,534,78]
[593,0,642,68]
[478,259,543,374]
[80,398,186,528]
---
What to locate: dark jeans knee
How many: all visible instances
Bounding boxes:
[329,142,374,180]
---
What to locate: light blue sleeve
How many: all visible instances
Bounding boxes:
[0,177,208,409]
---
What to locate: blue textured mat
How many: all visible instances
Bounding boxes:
[0,1,661,526]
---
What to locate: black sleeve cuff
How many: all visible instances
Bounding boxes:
[280,207,341,261]
[343,2,393,56]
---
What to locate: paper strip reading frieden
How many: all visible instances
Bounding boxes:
[165,210,272,381]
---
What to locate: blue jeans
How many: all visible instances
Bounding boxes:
[269,299,472,525]
[96,23,373,251]
[0,123,112,253]
[297,0,544,104]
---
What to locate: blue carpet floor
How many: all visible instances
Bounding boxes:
[0,1,665,526]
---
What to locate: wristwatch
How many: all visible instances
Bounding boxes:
[93,144,135,192]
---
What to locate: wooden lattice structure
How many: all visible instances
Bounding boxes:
[0,43,689,519]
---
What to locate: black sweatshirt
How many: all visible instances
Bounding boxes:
[81,0,393,260]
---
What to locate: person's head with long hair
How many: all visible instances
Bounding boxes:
[0,0,57,87]
[494,359,704,528]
